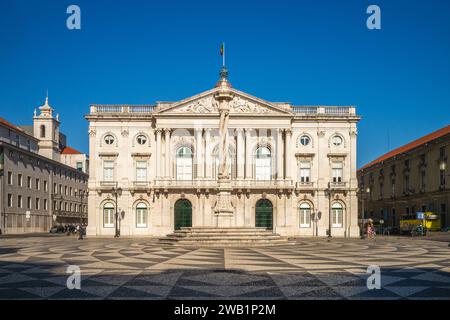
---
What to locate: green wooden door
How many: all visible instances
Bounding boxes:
[255,199,273,230]
[174,199,192,230]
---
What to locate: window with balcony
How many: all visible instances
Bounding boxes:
[176,147,193,180]
[420,170,426,191]
[254,147,272,181]
[136,161,148,182]
[7,194,12,207]
[404,174,410,193]
[299,202,311,228]
[136,202,148,228]
[103,160,114,182]
[298,161,311,183]
[332,202,343,228]
[331,161,343,183]
[103,203,115,228]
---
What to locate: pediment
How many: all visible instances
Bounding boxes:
[155,88,292,115]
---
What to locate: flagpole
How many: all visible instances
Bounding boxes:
[223,42,225,67]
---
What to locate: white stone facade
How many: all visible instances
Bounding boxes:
[86,82,361,238]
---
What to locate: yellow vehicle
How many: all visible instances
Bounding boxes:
[400,212,441,234]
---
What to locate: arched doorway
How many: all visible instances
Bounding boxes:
[174,199,192,230]
[255,199,273,230]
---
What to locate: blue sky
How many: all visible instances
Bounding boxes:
[0,0,449,167]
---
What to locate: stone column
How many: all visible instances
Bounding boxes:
[204,128,212,179]
[245,129,253,180]
[164,128,171,179]
[236,128,245,180]
[285,129,292,180]
[277,128,284,181]
[155,129,162,179]
[195,128,203,179]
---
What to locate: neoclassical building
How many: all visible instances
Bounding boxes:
[86,70,361,238]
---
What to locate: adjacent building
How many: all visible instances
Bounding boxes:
[86,70,361,238]
[0,97,89,234]
[358,125,450,229]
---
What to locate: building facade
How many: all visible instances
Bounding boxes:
[0,98,89,234]
[86,73,360,238]
[358,125,450,229]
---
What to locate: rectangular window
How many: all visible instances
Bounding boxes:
[35,178,40,190]
[27,176,32,188]
[440,170,446,187]
[420,170,426,190]
[7,172,13,185]
[18,174,22,187]
[44,180,48,192]
[405,175,410,192]
[103,208,115,228]
[27,197,31,209]
[103,161,114,182]
[76,162,83,172]
[53,183,57,193]
[64,186,68,196]
[136,161,147,182]
[18,195,22,208]
[44,199,48,211]
[299,161,311,183]
[7,194,13,207]
[332,161,343,183]
[35,198,40,210]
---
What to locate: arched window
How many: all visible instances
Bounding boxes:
[299,203,311,228]
[332,202,344,228]
[40,125,46,138]
[176,147,193,180]
[136,202,148,228]
[255,147,271,180]
[103,203,115,228]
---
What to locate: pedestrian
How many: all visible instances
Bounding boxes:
[78,224,83,240]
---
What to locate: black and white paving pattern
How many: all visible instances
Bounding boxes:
[0,235,449,300]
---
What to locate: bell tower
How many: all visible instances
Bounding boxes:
[33,95,61,161]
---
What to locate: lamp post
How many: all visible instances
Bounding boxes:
[112,182,122,238]
[78,190,87,226]
[359,187,371,237]
[327,182,333,238]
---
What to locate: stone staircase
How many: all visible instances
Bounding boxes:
[158,227,290,247]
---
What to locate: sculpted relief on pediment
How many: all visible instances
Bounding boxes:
[170,95,279,114]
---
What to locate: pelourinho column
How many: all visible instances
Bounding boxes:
[213,67,234,227]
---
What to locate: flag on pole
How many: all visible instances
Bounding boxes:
[220,42,225,67]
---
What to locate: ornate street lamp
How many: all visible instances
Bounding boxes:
[112,182,122,238]
[358,187,371,238]
[326,182,332,238]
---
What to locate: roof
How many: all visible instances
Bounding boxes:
[0,117,25,133]
[0,117,38,140]
[61,146,82,155]
[359,125,450,172]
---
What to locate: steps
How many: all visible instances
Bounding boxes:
[159,227,290,247]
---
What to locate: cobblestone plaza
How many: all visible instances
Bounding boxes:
[0,236,449,300]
